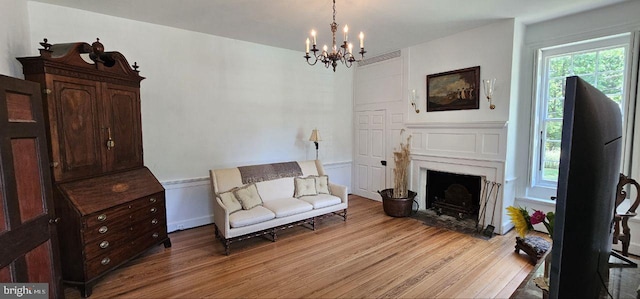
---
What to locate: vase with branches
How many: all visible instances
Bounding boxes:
[379,129,417,217]
[393,130,412,198]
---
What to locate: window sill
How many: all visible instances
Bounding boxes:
[515,196,557,207]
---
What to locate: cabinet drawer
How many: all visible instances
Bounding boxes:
[85,243,134,280]
[82,217,132,243]
[126,200,165,223]
[84,193,164,229]
[133,227,168,253]
[84,235,128,261]
[85,227,167,280]
[84,214,165,261]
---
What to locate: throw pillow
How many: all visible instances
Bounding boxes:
[218,189,242,214]
[313,175,331,194]
[233,183,263,210]
[294,177,318,197]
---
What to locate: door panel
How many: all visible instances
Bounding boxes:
[0,265,12,281]
[0,185,5,233]
[12,138,44,222]
[25,241,53,284]
[6,92,35,122]
[354,110,386,200]
[0,74,62,297]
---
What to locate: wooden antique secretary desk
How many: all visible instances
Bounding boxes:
[18,39,171,297]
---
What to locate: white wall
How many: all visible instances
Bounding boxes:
[25,2,354,231]
[406,19,516,125]
[0,0,31,78]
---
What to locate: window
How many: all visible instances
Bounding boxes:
[532,34,632,190]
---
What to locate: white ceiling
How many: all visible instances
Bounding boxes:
[30,0,627,57]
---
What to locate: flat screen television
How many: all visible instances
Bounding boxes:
[549,76,623,297]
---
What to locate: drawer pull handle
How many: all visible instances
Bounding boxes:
[150,207,157,213]
[97,214,107,221]
[101,257,110,265]
[100,240,110,249]
[151,218,158,225]
[98,226,108,234]
[149,197,156,203]
[152,232,159,238]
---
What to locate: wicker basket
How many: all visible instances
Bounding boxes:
[378,188,418,217]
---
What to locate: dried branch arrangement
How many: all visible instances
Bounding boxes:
[393,130,412,198]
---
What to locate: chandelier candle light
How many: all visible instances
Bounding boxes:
[304,0,366,72]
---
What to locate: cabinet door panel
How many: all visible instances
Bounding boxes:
[104,86,142,171]
[53,79,104,180]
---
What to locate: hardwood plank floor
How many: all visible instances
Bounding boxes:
[64,195,534,298]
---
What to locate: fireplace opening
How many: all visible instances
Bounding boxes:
[426,170,482,219]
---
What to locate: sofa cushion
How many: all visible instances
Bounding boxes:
[294,177,317,197]
[219,189,242,214]
[256,177,295,202]
[234,183,263,210]
[228,206,276,228]
[262,198,313,218]
[313,175,330,194]
[298,160,320,176]
[300,194,342,209]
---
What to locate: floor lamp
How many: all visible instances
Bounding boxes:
[309,129,321,160]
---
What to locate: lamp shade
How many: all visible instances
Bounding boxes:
[309,129,321,142]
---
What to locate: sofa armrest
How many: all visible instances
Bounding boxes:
[212,195,230,238]
[329,183,348,206]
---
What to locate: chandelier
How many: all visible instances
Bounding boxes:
[304,0,366,72]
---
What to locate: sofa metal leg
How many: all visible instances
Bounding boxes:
[272,229,278,242]
[342,209,348,221]
[312,217,316,231]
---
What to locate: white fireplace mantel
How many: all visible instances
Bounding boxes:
[406,120,510,234]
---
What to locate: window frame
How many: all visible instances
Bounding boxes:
[529,33,634,198]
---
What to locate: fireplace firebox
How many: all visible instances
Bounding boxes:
[426,170,482,219]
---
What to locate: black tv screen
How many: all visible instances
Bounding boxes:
[549,76,622,297]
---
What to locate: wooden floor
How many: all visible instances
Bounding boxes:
[64,195,534,298]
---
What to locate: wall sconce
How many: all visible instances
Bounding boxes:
[309,129,321,160]
[410,89,420,113]
[483,78,496,110]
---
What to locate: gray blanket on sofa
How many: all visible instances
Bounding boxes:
[238,161,303,184]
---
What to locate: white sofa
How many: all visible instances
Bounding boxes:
[210,160,348,254]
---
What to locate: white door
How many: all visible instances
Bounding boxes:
[354,110,386,200]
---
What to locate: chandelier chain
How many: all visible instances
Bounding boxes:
[333,0,336,23]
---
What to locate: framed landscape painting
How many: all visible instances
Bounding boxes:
[426,66,480,112]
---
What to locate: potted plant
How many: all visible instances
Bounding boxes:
[378,129,417,217]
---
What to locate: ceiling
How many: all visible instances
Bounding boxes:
[30,0,627,57]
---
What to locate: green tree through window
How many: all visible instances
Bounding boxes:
[539,41,627,183]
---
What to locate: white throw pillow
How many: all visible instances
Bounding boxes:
[294,177,318,197]
[313,175,331,194]
[233,183,263,210]
[218,189,242,214]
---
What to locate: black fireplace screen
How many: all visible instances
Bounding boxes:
[426,170,482,219]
